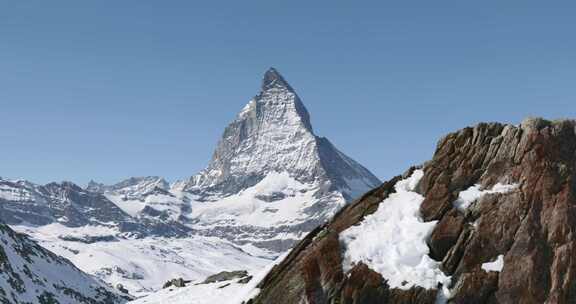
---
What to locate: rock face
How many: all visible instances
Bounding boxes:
[249,118,576,304]
[201,270,249,284]
[0,223,128,304]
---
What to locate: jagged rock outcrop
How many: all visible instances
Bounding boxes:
[0,223,129,304]
[249,118,576,304]
[201,270,249,284]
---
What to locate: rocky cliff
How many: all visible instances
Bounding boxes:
[248,118,576,304]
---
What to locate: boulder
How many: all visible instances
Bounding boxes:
[202,270,249,284]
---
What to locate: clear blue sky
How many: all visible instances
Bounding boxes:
[1,2,575,185]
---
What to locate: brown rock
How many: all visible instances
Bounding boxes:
[249,119,576,304]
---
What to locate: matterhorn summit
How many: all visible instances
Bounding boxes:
[181,68,381,251]
[184,68,379,199]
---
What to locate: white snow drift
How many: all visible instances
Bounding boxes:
[339,170,450,290]
[453,183,518,211]
[482,255,504,272]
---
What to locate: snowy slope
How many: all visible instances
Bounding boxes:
[339,170,449,291]
[129,252,289,304]
[185,171,347,251]
[13,224,271,298]
[0,223,129,304]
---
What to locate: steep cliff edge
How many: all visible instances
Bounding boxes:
[249,118,576,304]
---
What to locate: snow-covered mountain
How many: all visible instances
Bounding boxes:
[89,176,192,224]
[0,179,190,238]
[0,68,381,298]
[0,222,129,304]
[87,176,169,200]
[184,68,379,200]
[179,68,381,251]
[13,223,270,298]
[84,68,380,252]
[0,177,267,297]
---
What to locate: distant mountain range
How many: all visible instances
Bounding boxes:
[0,68,380,297]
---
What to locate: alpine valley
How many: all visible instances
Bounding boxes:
[0,68,381,300]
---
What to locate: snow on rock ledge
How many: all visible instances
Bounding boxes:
[453,183,518,211]
[482,255,504,272]
[339,170,450,290]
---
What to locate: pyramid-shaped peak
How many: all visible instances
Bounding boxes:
[184,68,380,200]
[262,67,294,91]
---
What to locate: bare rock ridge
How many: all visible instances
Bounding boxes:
[249,118,576,304]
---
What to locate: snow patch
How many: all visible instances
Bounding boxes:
[129,251,290,304]
[339,170,450,290]
[453,183,518,211]
[482,255,504,272]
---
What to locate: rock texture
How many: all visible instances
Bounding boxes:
[249,118,576,304]
[201,270,249,284]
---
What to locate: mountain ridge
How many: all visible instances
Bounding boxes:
[0,68,381,296]
[183,67,379,199]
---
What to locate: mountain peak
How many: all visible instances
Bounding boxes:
[261,67,293,91]
[184,69,380,201]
